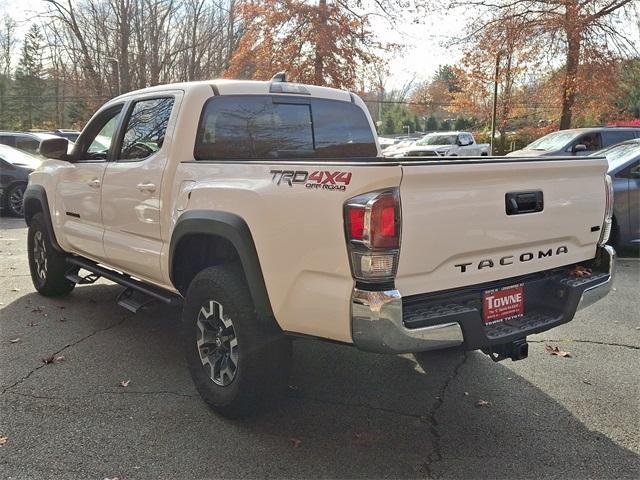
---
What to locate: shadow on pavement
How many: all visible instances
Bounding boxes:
[0,216,26,230]
[1,283,638,479]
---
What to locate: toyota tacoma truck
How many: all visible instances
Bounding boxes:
[393,131,490,157]
[24,76,615,417]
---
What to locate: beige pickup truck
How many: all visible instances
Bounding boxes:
[24,77,615,417]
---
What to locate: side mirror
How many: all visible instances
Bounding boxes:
[39,137,70,160]
[573,143,587,153]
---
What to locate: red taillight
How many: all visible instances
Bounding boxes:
[370,194,398,248]
[344,189,401,282]
[349,207,365,240]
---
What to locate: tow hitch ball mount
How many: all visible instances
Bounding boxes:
[483,338,529,362]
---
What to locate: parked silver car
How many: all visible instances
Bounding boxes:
[591,139,640,249]
[506,127,639,157]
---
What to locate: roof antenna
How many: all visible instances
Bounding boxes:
[271,72,287,83]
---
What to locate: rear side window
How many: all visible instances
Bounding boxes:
[602,130,637,147]
[310,100,378,158]
[118,97,175,160]
[195,95,376,160]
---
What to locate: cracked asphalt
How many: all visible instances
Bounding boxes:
[1,216,639,479]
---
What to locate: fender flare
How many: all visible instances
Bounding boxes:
[23,184,63,252]
[169,210,274,319]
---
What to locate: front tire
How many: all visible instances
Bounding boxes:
[181,264,291,418]
[27,213,75,297]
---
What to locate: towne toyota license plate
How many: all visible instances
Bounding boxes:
[482,283,524,325]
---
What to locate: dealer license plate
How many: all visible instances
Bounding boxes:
[482,283,524,325]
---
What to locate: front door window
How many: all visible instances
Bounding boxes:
[78,107,123,161]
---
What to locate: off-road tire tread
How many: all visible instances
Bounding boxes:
[28,213,75,296]
[182,263,291,418]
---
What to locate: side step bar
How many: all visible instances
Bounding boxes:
[66,257,181,309]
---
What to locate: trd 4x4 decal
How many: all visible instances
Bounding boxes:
[270,170,352,191]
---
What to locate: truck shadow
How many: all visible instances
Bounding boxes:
[1,283,638,478]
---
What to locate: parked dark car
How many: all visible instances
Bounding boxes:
[506,127,640,157]
[0,131,62,155]
[45,129,81,142]
[0,144,41,217]
[590,139,640,249]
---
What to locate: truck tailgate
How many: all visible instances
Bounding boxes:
[396,158,608,296]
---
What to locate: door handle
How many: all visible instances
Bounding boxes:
[136,182,156,193]
[88,178,101,188]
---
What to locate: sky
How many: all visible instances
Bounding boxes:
[0,0,463,90]
[370,10,464,89]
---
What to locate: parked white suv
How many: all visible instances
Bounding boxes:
[394,131,490,157]
[24,77,615,417]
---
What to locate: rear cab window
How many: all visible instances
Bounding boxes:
[194,95,377,160]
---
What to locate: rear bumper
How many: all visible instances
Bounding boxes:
[351,245,615,354]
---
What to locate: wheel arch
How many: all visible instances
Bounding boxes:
[23,184,63,251]
[169,210,274,319]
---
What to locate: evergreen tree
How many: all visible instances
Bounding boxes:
[13,24,45,130]
[440,118,454,131]
[425,115,438,131]
[383,115,396,135]
[67,97,89,129]
[454,116,473,130]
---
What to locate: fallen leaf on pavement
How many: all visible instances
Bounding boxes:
[582,379,592,385]
[475,399,491,408]
[0,436,7,446]
[119,379,131,388]
[9,338,20,344]
[289,438,302,448]
[31,306,44,313]
[545,345,572,358]
[351,430,383,446]
[42,354,66,365]
[28,321,38,327]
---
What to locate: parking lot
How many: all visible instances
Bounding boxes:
[0,216,638,479]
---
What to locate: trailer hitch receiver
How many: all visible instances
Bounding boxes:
[483,338,529,362]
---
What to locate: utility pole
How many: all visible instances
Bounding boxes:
[490,51,502,156]
[106,57,121,96]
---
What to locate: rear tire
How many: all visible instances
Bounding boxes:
[27,213,75,297]
[181,264,291,418]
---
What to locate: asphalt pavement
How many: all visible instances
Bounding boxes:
[1,216,638,479]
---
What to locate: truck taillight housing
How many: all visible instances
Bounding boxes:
[599,174,614,246]
[344,189,401,281]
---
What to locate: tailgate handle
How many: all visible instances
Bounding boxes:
[505,191,543,215]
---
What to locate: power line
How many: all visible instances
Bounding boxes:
[362,99,563,109]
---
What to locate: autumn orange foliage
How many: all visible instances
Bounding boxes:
[225,0,378,89]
